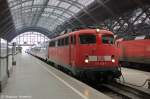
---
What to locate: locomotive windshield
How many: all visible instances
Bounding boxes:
[79,34,96,44]
[102,35,114,44]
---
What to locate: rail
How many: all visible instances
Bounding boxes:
[102,82,150,99]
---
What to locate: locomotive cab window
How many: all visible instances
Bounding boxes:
[73,35,76,44]
[79,34,96,44]
[102,35,114,44]
[70,35,76,45]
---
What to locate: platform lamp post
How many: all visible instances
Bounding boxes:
[12,42,16,65]
[6,42,9,77]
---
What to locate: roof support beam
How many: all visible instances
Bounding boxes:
[61,0,98,24]
[30,0,49,26]
[116,7,148,34]
[19,0,26,27]
[0,23,15,38]
[96,0,115,16]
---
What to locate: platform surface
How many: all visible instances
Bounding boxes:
[0,53,111,99]
[120,67,150,89]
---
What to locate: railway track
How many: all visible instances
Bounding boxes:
[100,82,150,99]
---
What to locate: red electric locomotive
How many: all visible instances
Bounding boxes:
[116,35,150,71]
[48,28,121,80]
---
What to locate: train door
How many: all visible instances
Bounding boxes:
[69,35,76,66]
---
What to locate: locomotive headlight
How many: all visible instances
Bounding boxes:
[111,55,115,63]
[85,59,89,63]
[112,59,115,63]
[96,29,100,32]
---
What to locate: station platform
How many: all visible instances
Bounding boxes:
[120,67,150,89]
[0,53,111,99]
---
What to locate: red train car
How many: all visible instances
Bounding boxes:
[48,28,121,80]
[116,35,150,70]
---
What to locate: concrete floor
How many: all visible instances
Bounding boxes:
[0,53,111,99]
[120,67,150,89]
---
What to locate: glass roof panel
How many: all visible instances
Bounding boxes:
[69,6,80,13]
[32,8,37,12]
[33,0,45,5]
[58,18,65,23]
[22,1,32,7]
[23,9,31,13]
[22,0,28,2]
[48,0,60,6]
[63,13,71,18]
[8,0,14,2]
[42,13,49,17]
[44,8,53,12]
[8,0,20,7]
[77,0,95,6]
[11,4,21,10]
[59,2,71,9]
[54,10,63,14]
[7,0,95,32]
[50,15,58,19]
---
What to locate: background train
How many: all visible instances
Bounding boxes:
[28,28,121,81]
[116,35,150,71]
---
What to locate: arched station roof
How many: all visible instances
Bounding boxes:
[0,0,150,41]
[7,0,95,38]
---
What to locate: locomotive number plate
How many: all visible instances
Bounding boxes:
[88,56,111,61]
[104,56,111,61]
[97,56,111,61]
[88,56,98,61]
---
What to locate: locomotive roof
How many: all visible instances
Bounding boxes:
[51,29,114,41]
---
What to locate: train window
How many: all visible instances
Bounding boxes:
[73,35,76,44]
[70,35,76,45]
[71,36,73,44]
[58,39,61,46]
[61,38,64,46]
[145,35,150,39]
[102,35,114,44]
[49,41,55,47]
[65,37,69,45]
[79,34,96,44]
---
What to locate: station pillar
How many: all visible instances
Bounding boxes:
[12,42,16,65]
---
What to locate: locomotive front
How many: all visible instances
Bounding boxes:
[74,29,121,79]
